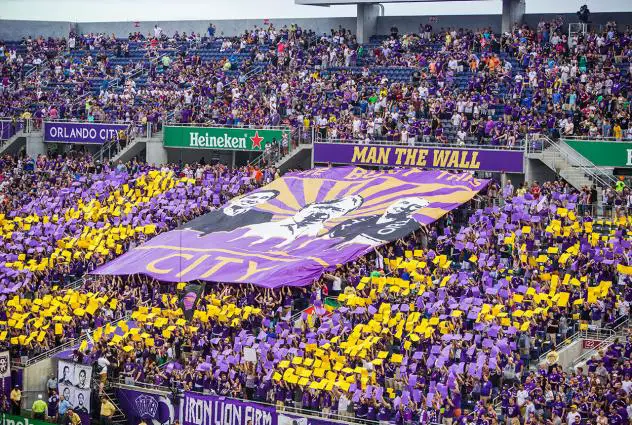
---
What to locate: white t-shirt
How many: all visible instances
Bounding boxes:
[566,411,580,425]
[332,277,342,291]
[97,357,111,374]
[338,394,350,412]
[516,389,529,406]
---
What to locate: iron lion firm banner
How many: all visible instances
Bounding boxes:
[163,126,289,151]
[565,140,632,167]
[313,142,525,173]
[93,167,488,288]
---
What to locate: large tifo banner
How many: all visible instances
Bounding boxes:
[93,167,487,287]
[182,392,340,425]
[163,126,290,151]
[565,140,632,167]
[44,121,129,144]
[313,142,525,172]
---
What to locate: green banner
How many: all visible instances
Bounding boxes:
[565,140,632,167]
[163,126,289,151]
[0,413,50,425]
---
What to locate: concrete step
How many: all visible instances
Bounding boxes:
[0,131,26,155]
[113,138,147,163]
[274,144,312,169]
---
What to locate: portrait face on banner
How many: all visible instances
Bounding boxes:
[59,384,73,405]
[223,190,279,217]
[73,388,91,414]
[74,365,92,389]
[58,361,75,386]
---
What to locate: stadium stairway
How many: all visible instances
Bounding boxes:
[273,143,313,172]
[111,132,153,163]
[527,136,616,194]
[102,384,127,425]
[0,129,27,156]
[536,317,630,373]
[570,321,632,373]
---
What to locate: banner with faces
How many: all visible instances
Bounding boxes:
[57,360,92,413]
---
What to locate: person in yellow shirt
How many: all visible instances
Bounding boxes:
[66,408,82,425]
[10,385,21,415]
[613,122,623,140]
[31,394,47,419]
[100,396,116,425]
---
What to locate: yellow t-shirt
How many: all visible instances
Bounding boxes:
[101,400,116,417]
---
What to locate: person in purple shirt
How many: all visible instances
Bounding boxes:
[506,397,520,422]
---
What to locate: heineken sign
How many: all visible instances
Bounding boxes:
[163,126,289,151]
[565,140,632,167]
[0,413,50,425]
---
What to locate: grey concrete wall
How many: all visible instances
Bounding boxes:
[2,12,632,40]
[77,18,356,38]
[525,158,558,184]
[0,19,70,39]
[377,14,502,34]
[523,12,632,29]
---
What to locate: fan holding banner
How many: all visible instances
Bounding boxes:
[180,283,204,322]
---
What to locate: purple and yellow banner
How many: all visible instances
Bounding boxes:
[44,121,129,144]
[93,167,488,287]
[313,142,524,173]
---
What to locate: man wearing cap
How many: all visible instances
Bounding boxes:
[566,404,580,425]
[32,394,47,419]
[10,385,21,415]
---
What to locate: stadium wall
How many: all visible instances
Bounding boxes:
[0,19,70,39]
[1,12,631,40]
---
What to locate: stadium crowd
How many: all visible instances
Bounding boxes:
[12,162,625,425]
[0,153,278,359]
[1,19,631,146]
[0,16,631,425]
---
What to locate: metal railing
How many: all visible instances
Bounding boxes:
[164,122,290,130]
[536,317,629,370]
[570,317,630,369]
[0,120,26,141]
[15,313,131,368]
[563,136,630,143]
[315,137,526,151]
[91,123,135,162]
[527,134,618,189]
[243,60,270,81]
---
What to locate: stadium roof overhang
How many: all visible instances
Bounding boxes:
[295,0,521,42]
[296,0,489,5]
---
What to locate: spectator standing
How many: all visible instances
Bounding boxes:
[100,396,116,425]
[31,394,47,420]
[58,394,71,421]
[10,385,20,415]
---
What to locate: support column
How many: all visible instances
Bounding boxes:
[146,139,168,166]
[357,3,379,44]
[26,132,46,158]
[502,0,525,33]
